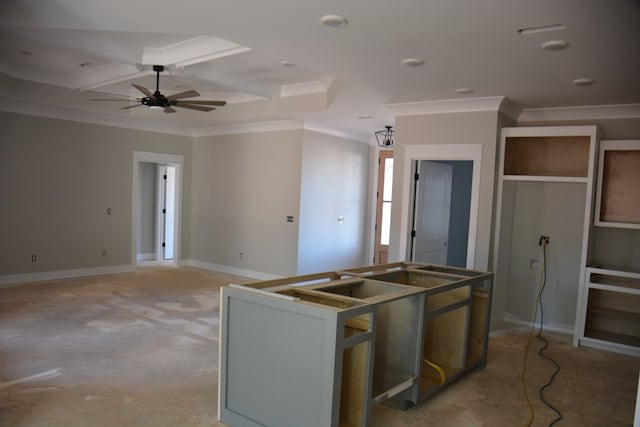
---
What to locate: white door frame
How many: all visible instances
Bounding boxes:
[132,151,184,267]
[396,144,481,269]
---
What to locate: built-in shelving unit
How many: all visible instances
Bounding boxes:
[576,140,640,356]
[493,126,598,337]
[594,140,640,228]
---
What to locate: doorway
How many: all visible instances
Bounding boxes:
[132,152,183,267]
[374,150,394,264]
[411,160,473,267]
[393,144,481,269]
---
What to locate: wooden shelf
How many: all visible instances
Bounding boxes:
[502,175,588,183]
[589,273,640,292]
[503,135,590,177]
[587,306,640,321]
[584,328,640,348]
[595,140,640,228]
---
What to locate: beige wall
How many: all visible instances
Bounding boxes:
[190,130,303,276]
[389,110,502,270]
[297,130,370,273]
[0,112,192,275]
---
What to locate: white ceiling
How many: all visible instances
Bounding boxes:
[1,0,639,141]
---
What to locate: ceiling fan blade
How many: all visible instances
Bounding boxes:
[174,103,216,112]
[132,83,155,99]
[167,90,201,101]
[89,98,136,101]
[174,100,227,106]
[164,107,177,113]
[121,104,143,110]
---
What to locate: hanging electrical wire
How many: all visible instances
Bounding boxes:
[536,237,563,426]
[520,236,563,427]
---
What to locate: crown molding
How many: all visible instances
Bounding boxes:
[387,96,513,117]
[0,95,369,143]
[303,123,369,143]
[280,80,329,97]
[192,120,305,137]
[0,96,193,137]
[518,103,640,122]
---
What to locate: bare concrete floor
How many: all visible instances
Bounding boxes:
[0,267,638,426]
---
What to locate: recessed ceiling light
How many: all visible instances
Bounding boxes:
[401,58,424,67]
[281,60,296,67]
[541,40,569,51]
[573,78,595,86]
[456,88,474,94]
[19,50,34,56]
[517,23,566,35]
[320,15,347,27]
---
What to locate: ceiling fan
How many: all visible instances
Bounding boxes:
[89,65,226,113]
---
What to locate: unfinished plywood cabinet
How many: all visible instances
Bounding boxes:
[575,140,640,356]
[218,262,493,427]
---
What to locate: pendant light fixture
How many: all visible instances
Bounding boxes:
[375,125,395,148]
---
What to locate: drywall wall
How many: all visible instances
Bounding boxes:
[390,110,500,270]
[137,162,156,257]
[190,130,303,276]
[0,111,192,277]
[503,181,586,331]
[297,130,369,274]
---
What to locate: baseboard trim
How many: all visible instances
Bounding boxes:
[136,253,156,261]
[0,264,136,287]
[181,259,284,281]
[503,313,574,335]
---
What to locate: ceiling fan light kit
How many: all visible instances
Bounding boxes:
[90,64,227,113]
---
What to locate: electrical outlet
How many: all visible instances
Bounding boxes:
[239,251,244,260]
[107,208,112,215]
[338,216,345,223]
[31,254,37,262]
[101,250,107,257]
[529,258,540,269]
[286,215,294,223]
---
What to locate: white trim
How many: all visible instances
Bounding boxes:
[502,175,588,183]
[133,152,184,269]
[137,260,173,267]
[594,140,640,229]
[303,123,369,143]
[0,264,135,287]
[396,144,482,269]
[182,259,284,281]
[280,80,328,97]
[578,337,640,357]
[0,96,367,142]
[192,120,304,137]
[155,165,167,261]
[0,96,193,137]
[503,313,574,335]
[136,252,156,261]
[518,103,640,122]
[387,96,511,117]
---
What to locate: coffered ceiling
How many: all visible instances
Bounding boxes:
[1,0,639,140]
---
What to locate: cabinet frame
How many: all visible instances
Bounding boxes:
[577,267,640,356]
[493,126,598,346]
[218,262,493,427]
[594,140,640,228]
